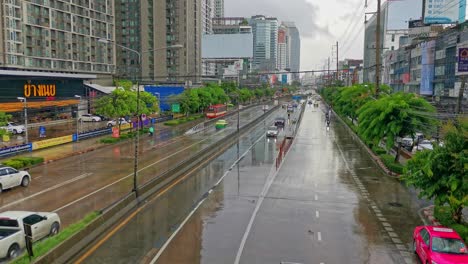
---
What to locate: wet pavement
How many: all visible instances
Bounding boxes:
[115,102,428,264]
[0,104,275,228]
[73,104,294,264]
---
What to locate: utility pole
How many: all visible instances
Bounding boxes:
[375,0,381,95]
[336,41,339,84]
[327,57,330,87]
[456,76,466,113]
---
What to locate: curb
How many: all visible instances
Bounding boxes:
[328,105,401,178]
[420,205,441,226]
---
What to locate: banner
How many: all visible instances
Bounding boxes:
[458,47,468,73]
[32,135,73,150]
[420,40,436,95]
[424,0,466,24]
[0,143,31,157]
[112,127,120,138]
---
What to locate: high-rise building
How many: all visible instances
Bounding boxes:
[277,25,288,71]
[202,0,215,76]
[116,0,202,83]
[0,0,115,74]
[214,0,224,18]
[250,15,278,71]
[282,22,300,80]
[213,17,252,35]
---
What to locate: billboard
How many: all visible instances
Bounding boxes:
[420,40,435,95]
[282,74,288,84]
[424,0,466,24]
[202,34,253,59]
[144,86,185,111]
[457,47,468,74]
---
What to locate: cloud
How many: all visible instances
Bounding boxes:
[225,0,333,39]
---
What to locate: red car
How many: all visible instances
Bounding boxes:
[413,226,468,264]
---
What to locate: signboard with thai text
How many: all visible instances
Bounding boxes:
[424,0,466,24]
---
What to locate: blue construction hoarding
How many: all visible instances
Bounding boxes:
[144,86,185,111]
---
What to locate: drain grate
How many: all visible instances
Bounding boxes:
[388,202,403,207]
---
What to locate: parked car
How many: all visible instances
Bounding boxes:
[0,122,25,135]
[266,126,279,137]
[78,114,101,122]
[0,166,31,192]
[0,211,61,259]
[274,117,286,128]
[413,226,468,264]
[107,118,129,128]
[215,120,228,129]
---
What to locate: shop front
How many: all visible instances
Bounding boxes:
[0,72,96,123]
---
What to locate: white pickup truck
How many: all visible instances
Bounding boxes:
[0,122,25,135]
[0,211,61,259]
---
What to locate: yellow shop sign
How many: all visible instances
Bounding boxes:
[32,135,73,150]
[24,83,56,97]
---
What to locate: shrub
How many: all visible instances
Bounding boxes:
[434,206,468,242]
[379,154,404,174]
[100,137,119,144]
[2,157,45,169]
[3,160,23,169]
[164,120,180,126]
[372,146,387,155]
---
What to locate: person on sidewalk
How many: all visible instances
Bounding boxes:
[149,126,154,137]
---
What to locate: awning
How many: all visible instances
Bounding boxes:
[85,83,116,94]
[0,99,79,113]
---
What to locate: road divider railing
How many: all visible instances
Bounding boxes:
[33,104,280,264]
[275,104,305,170]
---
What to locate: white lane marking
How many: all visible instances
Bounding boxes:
[150,131,267,264]
[0,173,93,211]
[316,210,319,218]
[149,196,207,264]
[52,128,234,213]
[234,134,296,264]
[317,231,322,241]
[314,194,318,201]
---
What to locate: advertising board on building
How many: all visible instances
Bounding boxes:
[424,0,466,24]
[457,46,468,74]
[420,40,436,95]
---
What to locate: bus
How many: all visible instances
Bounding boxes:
[206,104,227,119]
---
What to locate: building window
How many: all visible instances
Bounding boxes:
[391,34,395,42]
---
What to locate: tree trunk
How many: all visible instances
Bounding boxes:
[394,142,401,163]
[453,206,463,224]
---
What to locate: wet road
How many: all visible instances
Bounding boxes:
[149,103,427,264]
[0,104,275,227]
[72,105,296,264]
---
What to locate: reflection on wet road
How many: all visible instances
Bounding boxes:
[152,103,427,264]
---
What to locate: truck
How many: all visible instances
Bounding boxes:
[0,211,61,259]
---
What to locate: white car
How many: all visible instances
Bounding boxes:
[107,118,129,127]
[266,126,279,137]
[79,114,101,122]
[0,166,31,192]
[0,122,25,135]
[0,211,61,259]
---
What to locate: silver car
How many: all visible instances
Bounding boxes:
[79,114,101,122]
[266,126,279,137]
[0,166,31,192]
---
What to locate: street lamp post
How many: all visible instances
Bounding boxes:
[17,97,28,144]
[98,38,182,198]
[74,95,81,142]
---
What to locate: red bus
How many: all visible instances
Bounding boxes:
[206,104,227,119]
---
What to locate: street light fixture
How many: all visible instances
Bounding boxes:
[17,97,28,144]
[74,95,81,142]
[98,38,183,199]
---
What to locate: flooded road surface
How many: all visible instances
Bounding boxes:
[75,106,295,264]
[153,103,427,264]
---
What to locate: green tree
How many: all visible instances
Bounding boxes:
[221,82,237,95]
[403,119,468,223]
[238,88,253,103]
[196,88,214,111]
[254,88,265,100]
[0,112,12,137]
[180,89,200,114]
[114,79,133,90]
[335,84,373,123]
[95,88,158,127]
[357,92,437,162]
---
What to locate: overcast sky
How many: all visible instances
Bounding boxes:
[225,0,422,71]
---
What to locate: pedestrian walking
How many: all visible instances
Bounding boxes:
[149,126,154,136]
